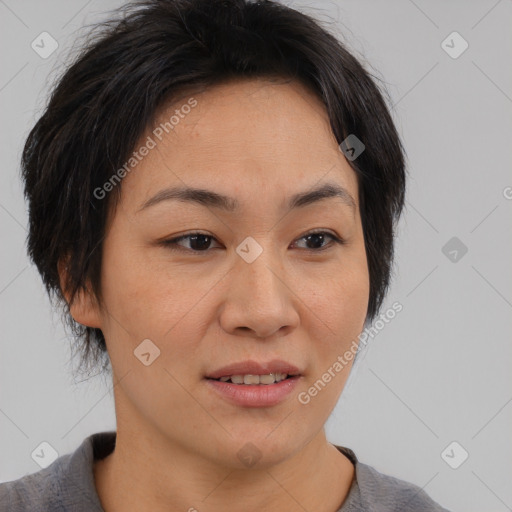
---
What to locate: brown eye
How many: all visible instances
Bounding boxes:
[161,230,344,254]
[292,231,344,251]
[162,232,222,252]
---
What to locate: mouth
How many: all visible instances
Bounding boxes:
[204,360,302,407]
[205,359,302,382]
[206,372,298,385]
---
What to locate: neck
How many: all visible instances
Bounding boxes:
[93,426,355,512]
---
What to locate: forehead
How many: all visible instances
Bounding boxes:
[119,78,358,209]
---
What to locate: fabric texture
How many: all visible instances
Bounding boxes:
[0,431,450,511]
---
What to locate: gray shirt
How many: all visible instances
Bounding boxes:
[0,431,451,511]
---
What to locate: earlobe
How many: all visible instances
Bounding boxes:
[69,288,103,329]
[57,258,102,329]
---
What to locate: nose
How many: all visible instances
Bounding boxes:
[219,244,300,339]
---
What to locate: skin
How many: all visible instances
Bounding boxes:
[62,78,370,512]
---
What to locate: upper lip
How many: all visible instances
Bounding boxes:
[206,360,302,380]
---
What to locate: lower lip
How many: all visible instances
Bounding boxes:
[205,376,301,408]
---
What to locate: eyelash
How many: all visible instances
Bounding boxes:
[160,230,345,254]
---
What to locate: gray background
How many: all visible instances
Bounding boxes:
[1,1,511,511]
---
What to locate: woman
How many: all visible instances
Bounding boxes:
[0,0,451,510]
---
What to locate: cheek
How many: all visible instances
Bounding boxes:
[303,254,369,337]
[97,231,161,356]
[296,267,367,426]
[299,246,369,394]
[98,236,218,366]
[334,265,369,325]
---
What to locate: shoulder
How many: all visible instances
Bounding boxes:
[0,452,73,512]
[335,446,451,512]
[354,462,450,511]
[0,431,115,512]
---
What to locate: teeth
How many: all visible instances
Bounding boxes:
[244,374,260,385]
[217,373,290,384]
[259,374,277,385]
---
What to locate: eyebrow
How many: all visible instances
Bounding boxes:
[138,181,356,214]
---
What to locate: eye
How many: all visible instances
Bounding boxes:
[292,230,344,251]
[160,229,344,254]
[161,232,222,252]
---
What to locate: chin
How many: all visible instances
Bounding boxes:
[216,432,308,471]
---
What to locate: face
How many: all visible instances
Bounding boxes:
[77,78,369,469]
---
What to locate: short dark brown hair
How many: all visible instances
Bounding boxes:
[21,0,406,375]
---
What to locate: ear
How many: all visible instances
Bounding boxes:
[58,257,102,329]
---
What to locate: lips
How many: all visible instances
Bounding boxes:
[205,360,303,407]
[205,360,301,381]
